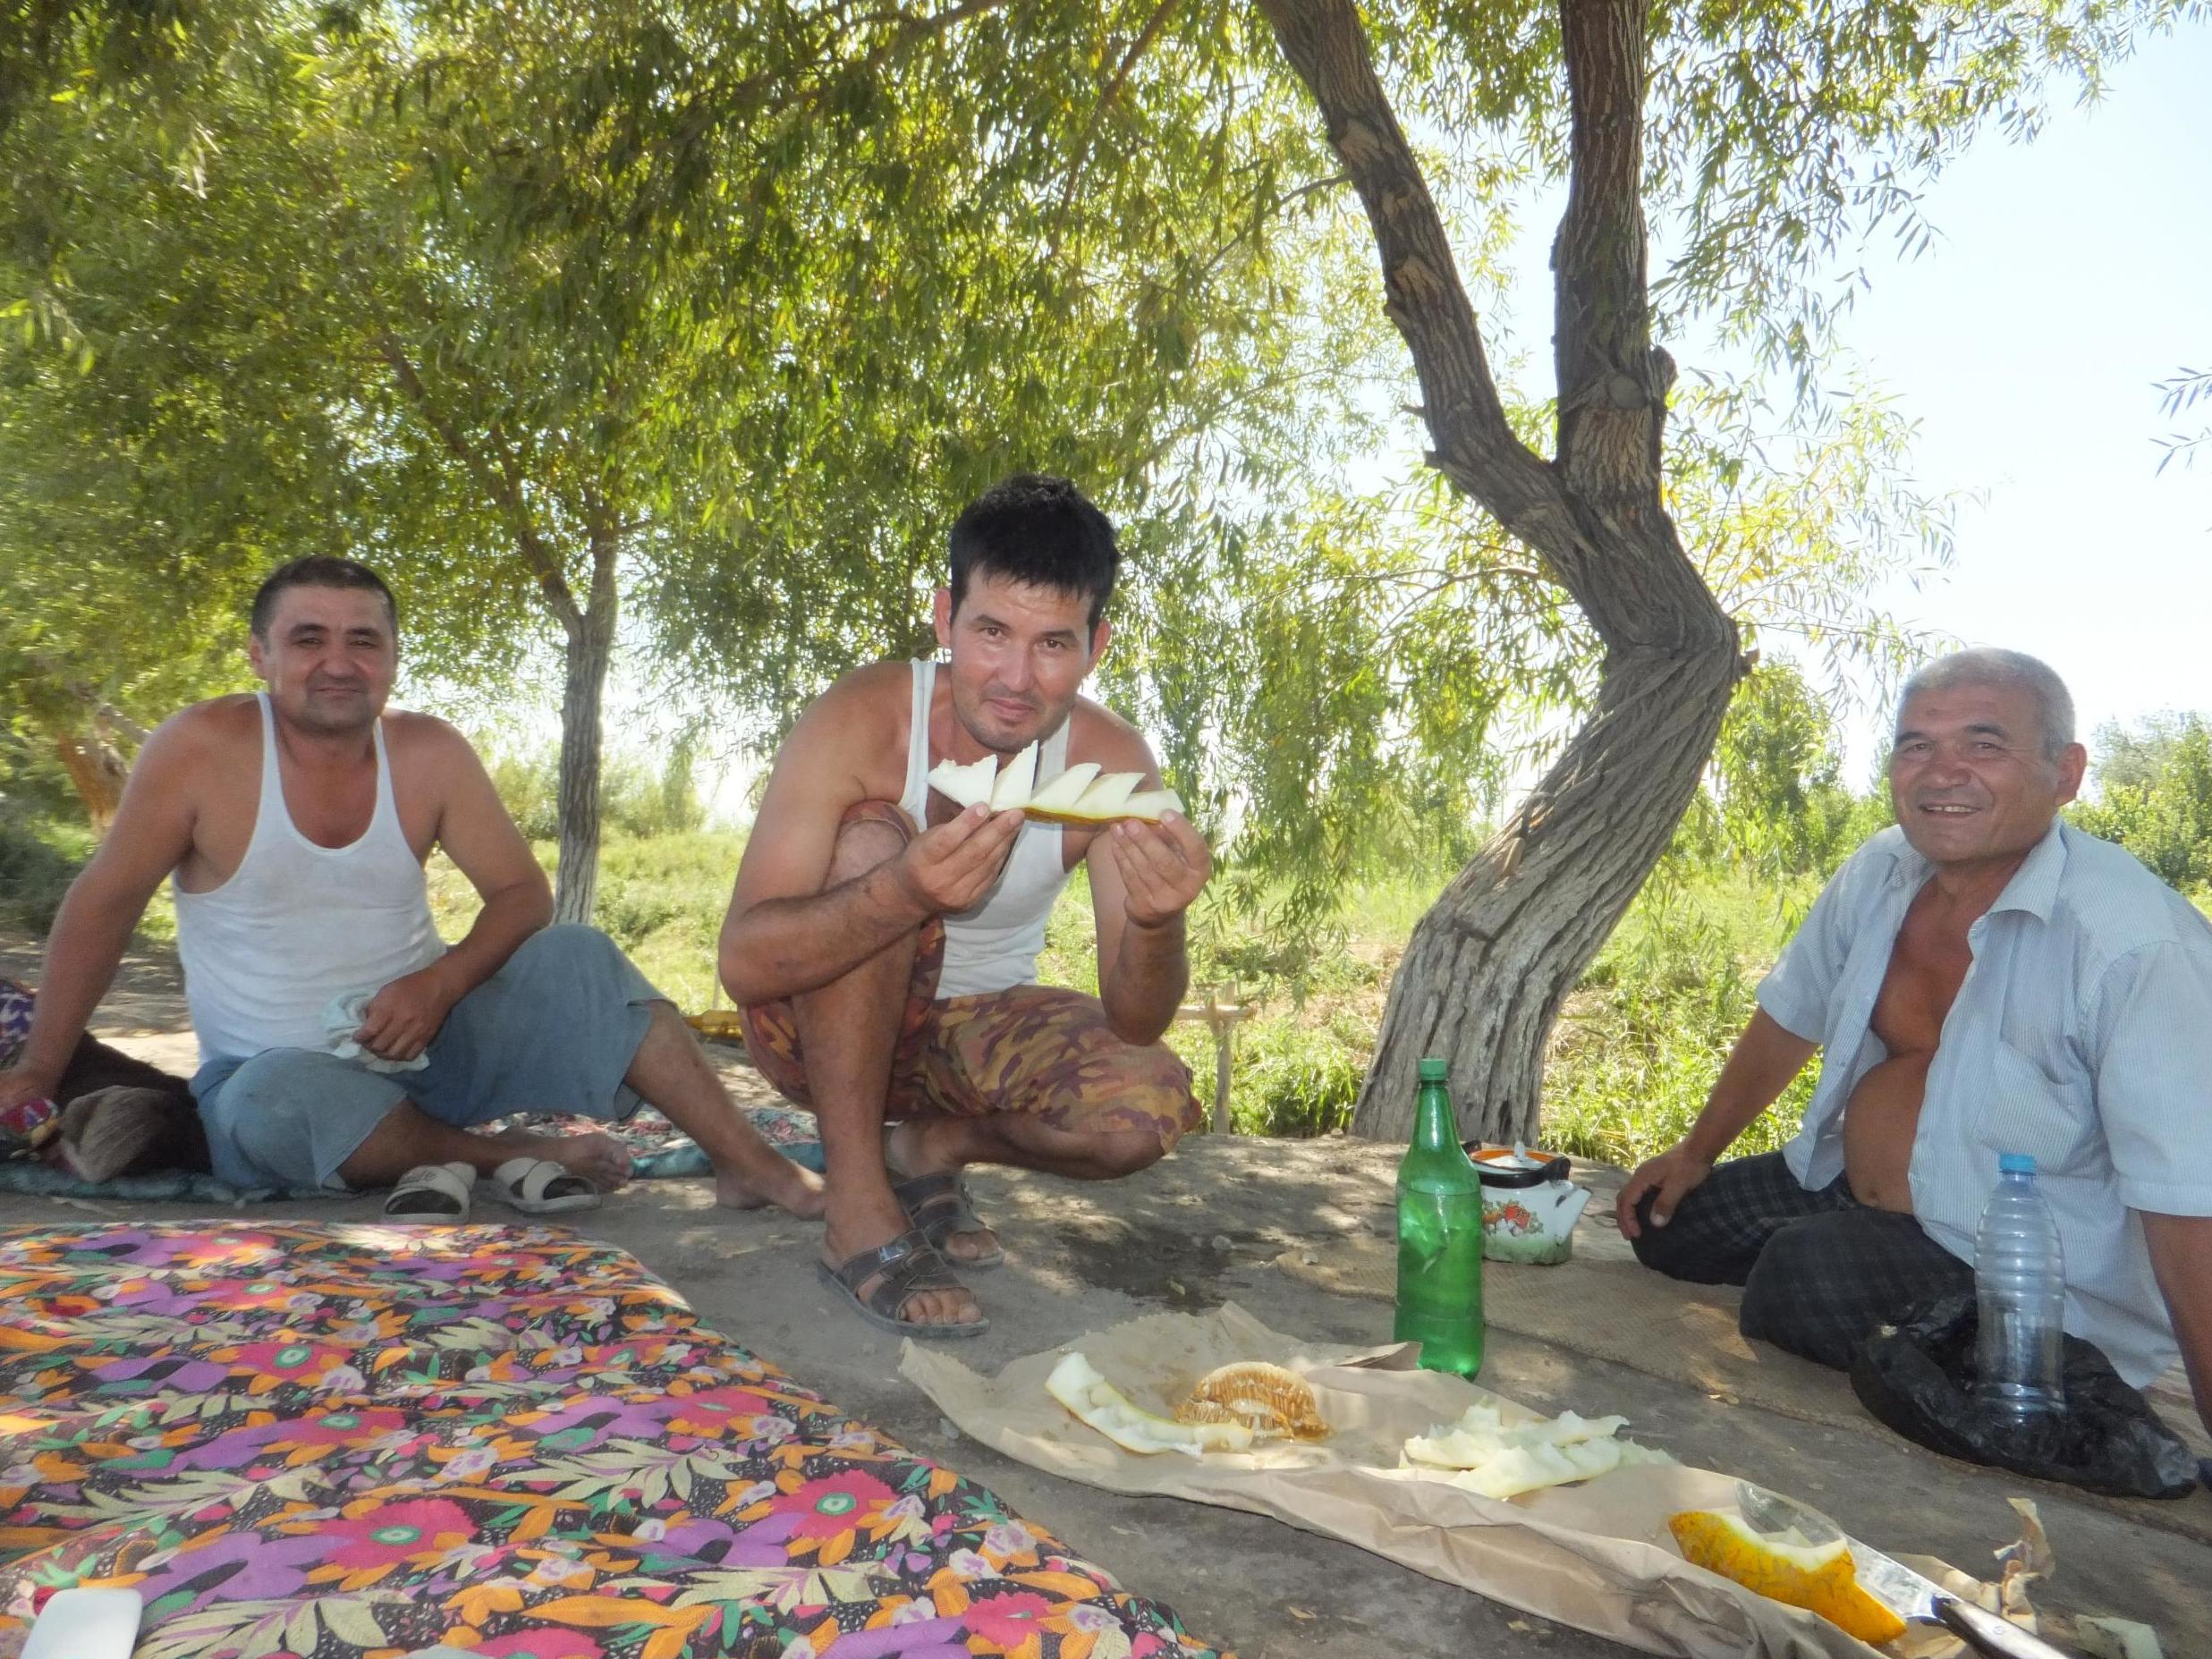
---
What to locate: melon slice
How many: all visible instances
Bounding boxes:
[921,753,1183,824]
[1114,788,1184,822]
[1668,1509,1908,1645]
[1046,1351,1254,1458]
[1402,1402,1674,1500]
[1023,761,1103,815]
[1064,771,1142,817]
[1174,1362,1328,1441]
[990,741,1039,810]
[927,754,998,811]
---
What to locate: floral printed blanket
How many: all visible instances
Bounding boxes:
[0,1223,1226,1659]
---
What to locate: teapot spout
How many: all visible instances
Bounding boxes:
[1558,1184,1592,1232]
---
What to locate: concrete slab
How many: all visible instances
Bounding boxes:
[4,937,2204,1656]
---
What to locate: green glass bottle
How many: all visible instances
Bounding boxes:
[1394,1056,1486,1376]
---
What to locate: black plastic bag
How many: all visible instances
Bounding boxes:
[1849,1293,2200,1500]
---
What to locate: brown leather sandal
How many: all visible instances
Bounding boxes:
[818,1227,990,1338]
[892,1172,1005,1269]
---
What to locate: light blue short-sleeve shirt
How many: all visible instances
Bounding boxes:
[1758,817,2212,1386]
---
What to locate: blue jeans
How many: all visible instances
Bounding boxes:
[191,925,662,1190]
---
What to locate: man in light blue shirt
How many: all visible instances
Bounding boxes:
[1615,648,2212,1434]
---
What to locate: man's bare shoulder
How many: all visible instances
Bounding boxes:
[1069,697,1157,774]
[151,695,261,762]
[380,707,477,762]
[782,661,911,755]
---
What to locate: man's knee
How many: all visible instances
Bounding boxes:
[508,925,661,1016]
[1739,1215,1875,1370]
[1077,1045,1199,1167]
[827,801,911,882]
[216,1050,398,1189]
[1628,1190,1718,1280]
[515,921,627,978]
[1088,1127,1171,1179]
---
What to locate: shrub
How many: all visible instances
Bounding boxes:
[1542,875,1814,1167]
[483,741,708,843]
[1226,1011,1369,1137]
[2071,714,2212,897]
[0,801,91,933]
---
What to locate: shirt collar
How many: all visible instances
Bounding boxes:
[1880,815,2068,921]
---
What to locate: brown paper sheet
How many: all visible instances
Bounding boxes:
[903,1304,2004,1659]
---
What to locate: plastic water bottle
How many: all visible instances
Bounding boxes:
[1973,1152,2065,1419]
[1394,1057,1486,1376]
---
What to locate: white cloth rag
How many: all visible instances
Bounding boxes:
[323,992,430,1073]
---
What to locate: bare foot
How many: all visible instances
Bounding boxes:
[717,1157,826,1218]
[884,1120,999,1265]
[821,1194,984,1330]
[535,1132,632,1194]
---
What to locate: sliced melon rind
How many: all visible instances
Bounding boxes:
[1046,1351,1253,1458]
[1024,762,1102,813]
[1403,1401,1673,1499]
[1667,1509,1908,1645]
[926,754,999,809]
[990,741,1040,810]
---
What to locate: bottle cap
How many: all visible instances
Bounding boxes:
[1998,1152,2037,1175]
[1417,1057,1448,1083]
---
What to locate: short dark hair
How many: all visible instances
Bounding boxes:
[250,556,399,640]
[947,474,1119,632]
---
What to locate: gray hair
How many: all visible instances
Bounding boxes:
[1894,648,2076,761]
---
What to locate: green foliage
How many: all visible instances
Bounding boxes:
[1543,873,1818,1168]
[0,799,92,933]
[426,830,741,1011]
[2072,713,2212,896]
[1225,1013,1369,1138]
[1377,0,2208,391]
[484,742,707,844]
[1702,660,1867,880]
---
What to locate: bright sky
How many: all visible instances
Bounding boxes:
[1721,29,2211,780]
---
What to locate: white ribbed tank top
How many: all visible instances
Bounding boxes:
[173,693,446,1067]
[901,659,1074,999]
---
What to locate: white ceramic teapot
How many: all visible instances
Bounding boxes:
[1468,1143,1591,1265]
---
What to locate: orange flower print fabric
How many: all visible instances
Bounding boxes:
[0,1222,1230,1659]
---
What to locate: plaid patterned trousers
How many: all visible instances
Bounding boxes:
[1630,1150,1975,1370]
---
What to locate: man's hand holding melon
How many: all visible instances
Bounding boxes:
[893,802,1027,918]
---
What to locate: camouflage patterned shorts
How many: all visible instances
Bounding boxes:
[740,805,1201,1148]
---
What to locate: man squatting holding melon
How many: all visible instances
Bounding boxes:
[719,474,1210,1338]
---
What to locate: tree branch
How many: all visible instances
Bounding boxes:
[374,331,583,634]
[1055,0,1184,225]
[1253,0,1589,601]
[1552,0,1665,514]
[1190,169,1349,286]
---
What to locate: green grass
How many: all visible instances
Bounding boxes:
[17,795,1817,1164]
[428,831,745,1012]
[1542,870,1818,1167]
[0,803,175,944]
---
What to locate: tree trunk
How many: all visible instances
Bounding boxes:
[553,528,620,926]
[52,727,129,832]
[1354,646,1739,1141]
[1259,0,1746,1143]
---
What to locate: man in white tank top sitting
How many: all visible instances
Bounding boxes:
[721,475,1210,1337]
[0,558,824,1223]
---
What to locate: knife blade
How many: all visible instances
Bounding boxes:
[1733,1481,2072,1658]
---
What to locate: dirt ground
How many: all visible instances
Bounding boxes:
[3,932,2205,1657]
